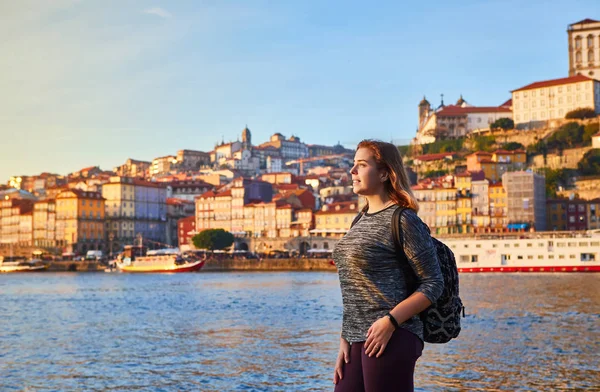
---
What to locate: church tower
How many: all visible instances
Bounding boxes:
[241,126,252,148]
[418,96,431,129]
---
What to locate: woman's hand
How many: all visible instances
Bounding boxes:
[364,316,395,358]
[333,337,350,385]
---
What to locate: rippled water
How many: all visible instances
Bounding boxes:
[0,272,598,391]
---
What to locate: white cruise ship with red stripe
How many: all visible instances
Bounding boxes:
[442,230,600,273]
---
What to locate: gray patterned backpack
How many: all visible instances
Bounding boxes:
[391,207,464,343]
[350,207,464,343]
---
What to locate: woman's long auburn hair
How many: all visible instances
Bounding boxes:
[356,139,419,213]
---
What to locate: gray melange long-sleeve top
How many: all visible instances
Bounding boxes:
[333,205,443,343]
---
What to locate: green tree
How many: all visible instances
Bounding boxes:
[546,122,584,150]
[503,142,525,151]
[421,138,464,155]
[397,145,411,158]
[490,117,514,131]
[583,123,599,145]
[541,168,572,197]
[473,135,496,152]
[565,107,596,119]
[421,170,448,179]
[192,229,234,252]
[578,149,600,175]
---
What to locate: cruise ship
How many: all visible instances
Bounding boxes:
[442,230,600,273]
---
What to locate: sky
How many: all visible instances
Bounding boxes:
[0,0,596,182]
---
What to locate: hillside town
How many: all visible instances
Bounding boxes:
[1,19,600,259]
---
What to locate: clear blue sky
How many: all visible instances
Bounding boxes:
[1,0,596,182]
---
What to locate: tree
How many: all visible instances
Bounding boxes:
[545,122,584,150]
[583,123,599,145]
[565,107,596,119]
[192,229,234,252]
[503,142,525,151]
[541,168,572,197]
[578,149,600,175]
[490,117,514,131]
[473,135,496,152]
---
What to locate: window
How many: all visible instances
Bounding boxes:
[575,37,582,49]
[588,36,594,48]
[589,50,595,62]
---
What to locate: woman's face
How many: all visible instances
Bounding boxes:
[350,147,386,196]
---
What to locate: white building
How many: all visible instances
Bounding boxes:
[568,19,600,79]
[266,156,283,173]
[511,75,600,126]
[151,155,177,176]
[415,96,512,144]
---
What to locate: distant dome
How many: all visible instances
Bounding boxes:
[456,95,467,106]
[419,96,430,106]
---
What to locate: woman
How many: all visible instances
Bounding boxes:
[332,140,443,392]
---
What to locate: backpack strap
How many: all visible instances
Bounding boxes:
[391,207,418,297]
[350,211,365,229]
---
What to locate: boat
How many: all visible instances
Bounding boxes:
[0,257,48,273]
[441,230,600,273]
[116,246,206,273]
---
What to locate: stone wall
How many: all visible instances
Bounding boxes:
[202,257,336,271]
[530,147,592,170]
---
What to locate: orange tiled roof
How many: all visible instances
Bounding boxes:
[437,104,511,116]
[512,75,594,92]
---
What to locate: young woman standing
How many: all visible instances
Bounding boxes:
[332,140,443,392]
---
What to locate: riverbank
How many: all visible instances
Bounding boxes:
[202,258,336,272]
[42,258,336,272]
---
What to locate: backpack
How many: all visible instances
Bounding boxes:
[350,207,465,344]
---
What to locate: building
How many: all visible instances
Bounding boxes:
[151,156,177,177]
[166,180,213,202]
[261,172,294,185]
[489,182,508,232]
[471,179,490,231]
[466,150,526,181]
[214,141,242,163]
[114,159,151,178]
[19,213,33,246]
[511,75,600,126]
[587,198,600,230]
[502,171,546,231]
[546,199,568,231]
[176,149,210,170]
[55,190,105,254]
[592,132,600,148]
[166,198,195,246]
[434,184,458,235]
[568,19,600,79]
[0,199,34,245]
[266,156,283,173]
[33,200,56,248]
[412,183,437,230]
[415,96,513,144]
[177,216,196,248]
[546,198,588,231]
[258,133,309,160]
[313,201,360,240]
[102,177,167,253]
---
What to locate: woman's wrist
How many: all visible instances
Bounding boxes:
[385,312,399,329]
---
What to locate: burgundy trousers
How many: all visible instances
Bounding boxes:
[334,328,423,392]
